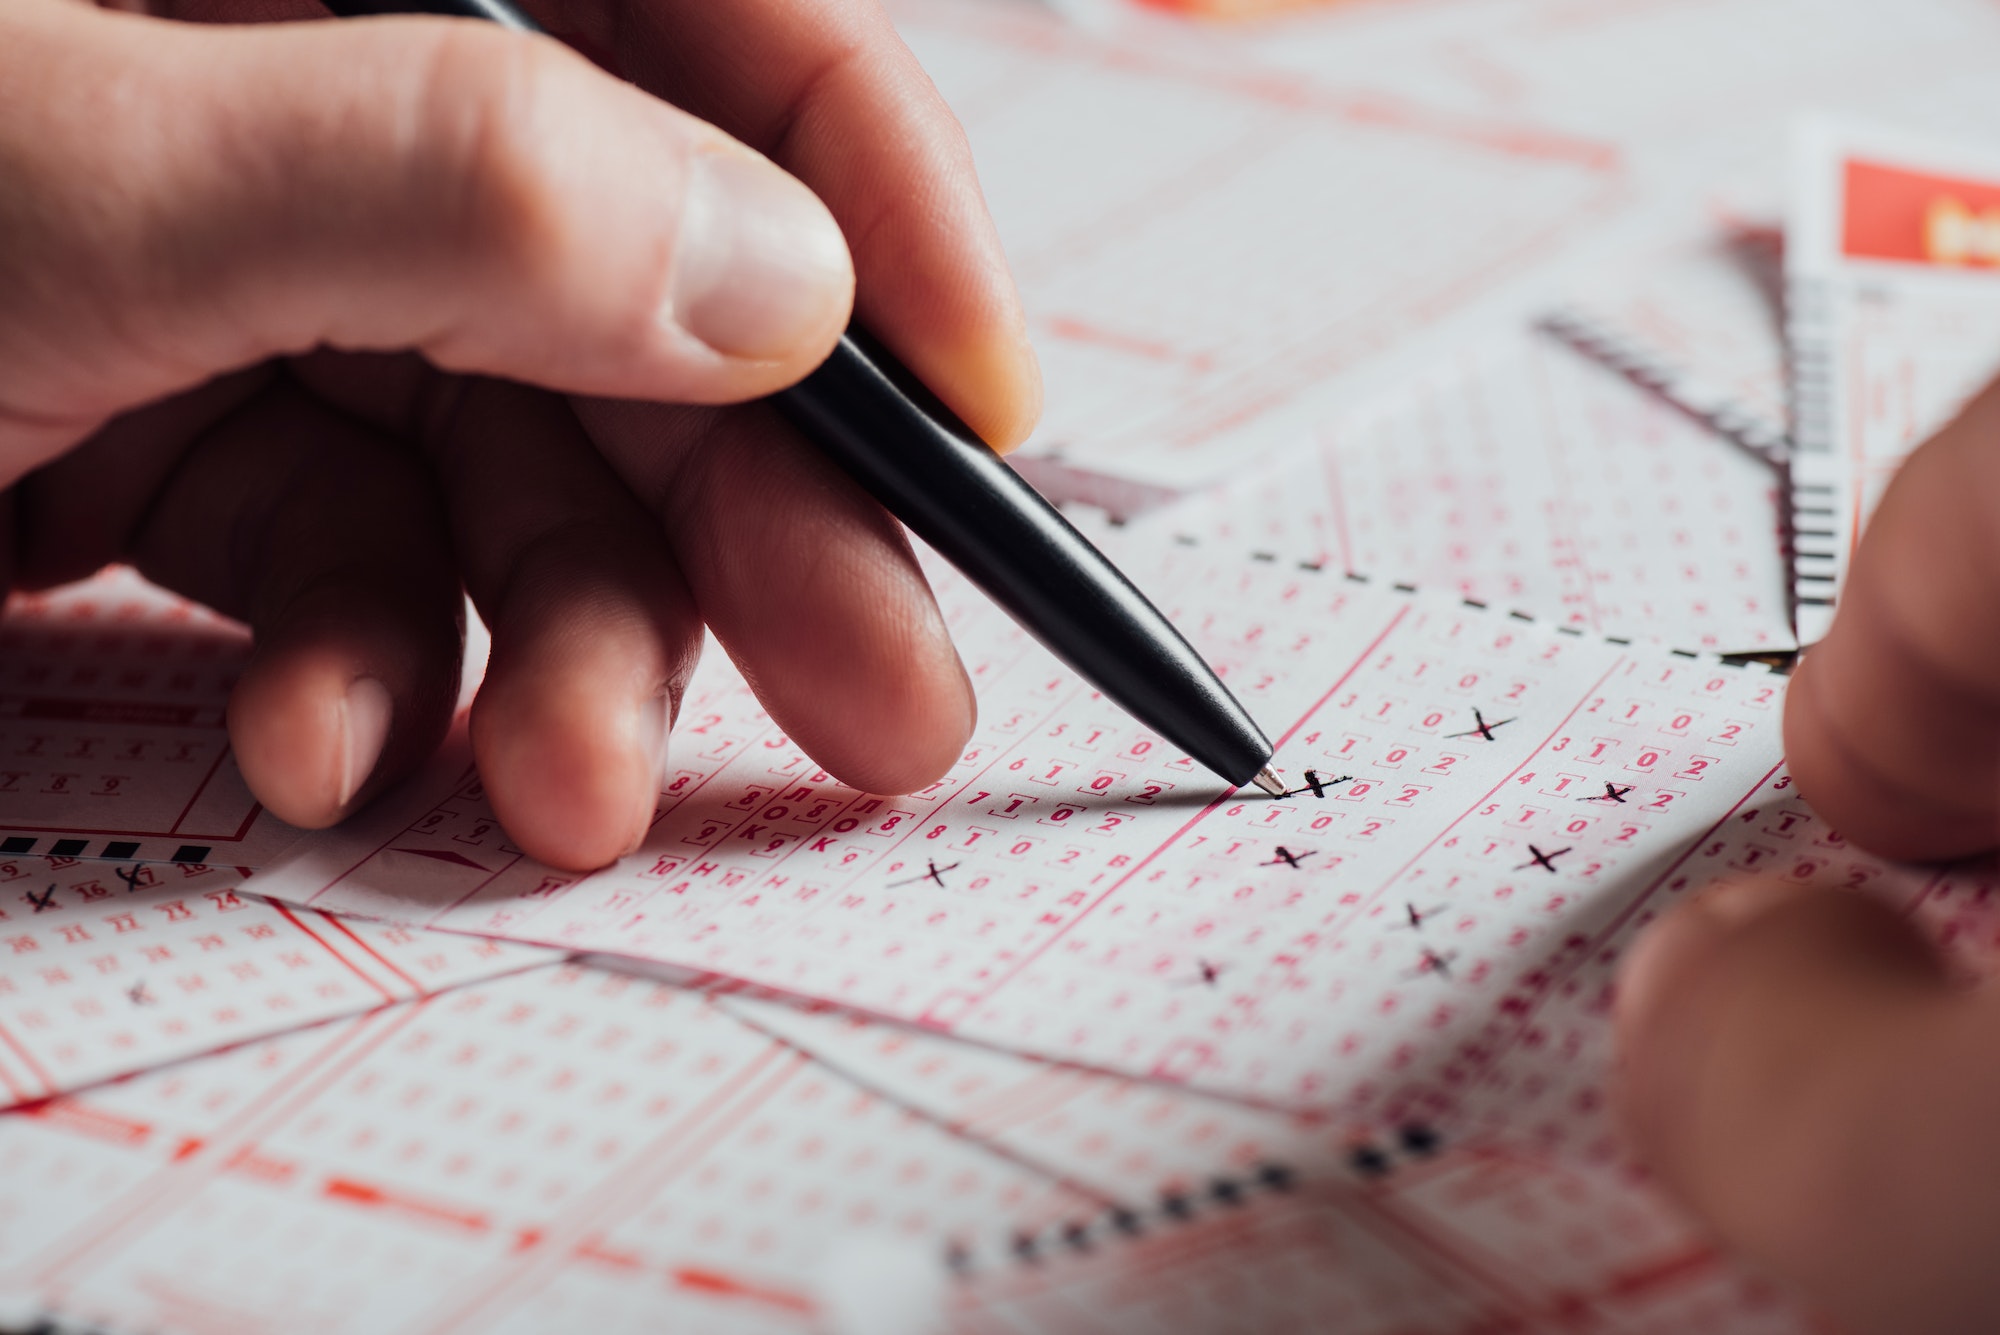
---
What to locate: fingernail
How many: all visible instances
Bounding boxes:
[624,694,671,857]
[670,152,852,360]
[637,693,670,790]
[337,676,393,809]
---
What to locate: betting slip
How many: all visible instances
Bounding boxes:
[0,568,301,870]
[937,1153,1812,1334]
[895,0,2000,493]
[1788,119,2000,642]
[0,965,1085,1335]
[1544,219,1790,465]
[1158,328,1794,653]
[0,958,1825,1335]
[0,855,557,1110]
[255,526,1799,1146]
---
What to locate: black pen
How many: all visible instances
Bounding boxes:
[320,0,1285,798]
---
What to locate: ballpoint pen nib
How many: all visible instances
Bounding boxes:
[1251,766,1287,798]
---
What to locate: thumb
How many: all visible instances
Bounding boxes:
[1615,878,2000,1335]
[0,2,853,474]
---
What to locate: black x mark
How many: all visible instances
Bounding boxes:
[888,859,961,889]
[25,885,57,913]
[127,981,155,1007]
[1516,844,1570,873]
[1399,903,1447,930]
[1446,708,1516,742]
[1583,783,1633,804]
[1262,846,1313,869]
[1414,948,1457,980]
[1172,959,1227,989]
[1284,770,1354,799]
[114,863,147,893]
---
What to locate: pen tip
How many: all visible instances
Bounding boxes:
[1251,766,1287,798]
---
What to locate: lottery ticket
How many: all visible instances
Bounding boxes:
[0,964,1089,1335]
[0,566,494,871]
[1159,328,1794,652]
[889,0,1629,489]
[939,1151,1813,1335]
[1788,119,2000,643]
[0,954,1826,1335]
[714,991,1818,1334]
[1543,221,1790,465]
[254,529,1797,1136]
[0,856,557,1110]
[890,0,2000,490]
[0,568,303,868]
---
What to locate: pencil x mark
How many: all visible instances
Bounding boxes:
[1284,770,1354,799]
[113,863,147,893]
[889,860,961,889]
[1446,708,1516,742]
[1516,845,1569,873]
[25,885,57,913]
[126,981,155,1007]
[1584,783,1634,804]
[1261,846,1313,869]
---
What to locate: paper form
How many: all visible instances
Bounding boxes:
[1155,329,1794,652]
[1229,0,2000,154]
[892,0,2000,491]
[0,567,305,869]
[941,1154,1811,1334]
[1545,221,1790,464]
[718,994,1815,1333]
[0,954,1820,1335]
[1787,120,2000,643]
[890,0,1631,489]
[0,566,493,870]
[719,990,1358,1189]
[254,530,1800,1136]
[0,855,558,1110]
[0,964,1092,1335]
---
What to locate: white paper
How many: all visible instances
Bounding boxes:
[253,533,1796,1138]
[0,965,1094,1335]
[1787,119,2000,642]
[0,568,303,869]
[1155,329,1794,652]
[0,854,558,1109]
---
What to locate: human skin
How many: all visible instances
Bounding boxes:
[1615,375,2000,1334]
[0,0,1040,871]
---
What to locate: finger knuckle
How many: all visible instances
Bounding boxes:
[412,27,584,282]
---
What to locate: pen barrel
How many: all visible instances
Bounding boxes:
[776,335,1274,787]
[318,0,540,31]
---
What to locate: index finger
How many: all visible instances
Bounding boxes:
[549,0,1042,451]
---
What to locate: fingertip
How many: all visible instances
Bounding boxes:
[727,521,977,798]
[230,649,397,830]
[807,633,977,797]
[951,330,1045,455]
[853,258,1043,453]
[1615,877,1808,1040]
[473,676,669,873]
[1784,646,1999,861]
[1615,879,1949,1215]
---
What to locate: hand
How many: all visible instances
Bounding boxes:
[1614,377,2000,1334]
[1,0,1040,869]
